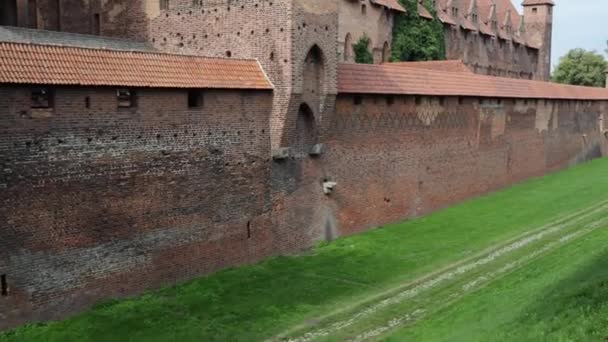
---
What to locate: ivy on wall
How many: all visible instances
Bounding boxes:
[354,35,374,64]
[391,0,446,62]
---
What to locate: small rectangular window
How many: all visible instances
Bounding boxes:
[117,89,136,108]
[160,0,169,10]
[188,90,202,108]
[361,4,367,15]
[1,274,7,296]
[93,13,100,35]
[415,96,421,105]
[31,87,53,109]
[532,7,537,14]
[354,96,363,105]
[386,96,394,106]
[85,96,91,109]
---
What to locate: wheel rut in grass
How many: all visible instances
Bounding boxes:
[275,200,608,342]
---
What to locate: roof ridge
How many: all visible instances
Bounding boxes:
[0,40,260,63]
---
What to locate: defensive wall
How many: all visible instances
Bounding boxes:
[1,37,607,328]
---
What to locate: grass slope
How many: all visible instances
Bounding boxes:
[383,227,608,342]
[2,158,608,342]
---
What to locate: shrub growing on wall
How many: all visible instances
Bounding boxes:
[353,35,374,64]
[391,0,446,62]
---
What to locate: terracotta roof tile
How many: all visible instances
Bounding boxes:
[0,42,273,90]
[370,0,406,12]
[338,62,608,100]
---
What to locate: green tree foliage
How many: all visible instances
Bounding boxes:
[552,48,607,87]
[391,0,446,62]
[353,35,374,64]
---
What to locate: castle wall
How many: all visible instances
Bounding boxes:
[0,86,274,328]
[0,83,606,328]
[337,0,394,63]
[324,95,606,235]
[444,27,538,80]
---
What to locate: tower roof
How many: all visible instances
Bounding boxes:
[522,0,555,6]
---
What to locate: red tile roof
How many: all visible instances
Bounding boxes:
[338,62,608,100]
[0,42,273,90]
[389,60,473,73]
[370,0,406,12]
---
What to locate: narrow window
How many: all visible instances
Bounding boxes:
[0,0,18,26]
[247,221,251,239]
[354,96,363,105]
[458,97,464,105]
[54,0,61,31]
[415,96,421,105]
[85,96,91,109]
[438,97,445,106]
[188,90,202,108]
[386,96,394,106]
[160,0,169,10]
[532,7,537,14]
[28,0,38,28]
[1,275,7,296]
[361,4,367,15]
[93,13,100,35]
[117,89,136,108]
[31,87,53,108]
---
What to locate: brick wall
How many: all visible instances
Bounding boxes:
[337,0,395,64]
[1,85,606,329]
[0,86,274,328]
[323,95,607,235]
[444,26,538,80]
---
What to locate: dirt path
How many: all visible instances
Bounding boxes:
[272,200,608,342]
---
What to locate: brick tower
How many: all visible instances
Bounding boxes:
[522,0,554,81]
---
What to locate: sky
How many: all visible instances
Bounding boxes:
[515,0,607,70]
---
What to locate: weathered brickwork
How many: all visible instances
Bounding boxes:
[0,86,274,327]
[324,95,607,234]
[338,0,395,64]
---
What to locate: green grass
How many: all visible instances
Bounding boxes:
[2,158,608,342]
[383,227,608,342]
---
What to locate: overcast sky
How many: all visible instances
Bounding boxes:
[515,0,607,70]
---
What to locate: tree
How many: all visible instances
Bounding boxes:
[552,48,607,87]
[353,35,374,64]
[391,0,445,62]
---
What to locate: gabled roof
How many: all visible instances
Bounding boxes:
[418,2,434,19]
[0,42,273,89]
[370,0,406,12]
[338,62,608,100]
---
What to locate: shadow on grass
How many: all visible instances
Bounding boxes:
[501,250,608,341]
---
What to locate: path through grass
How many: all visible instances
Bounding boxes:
[2,158,608,341]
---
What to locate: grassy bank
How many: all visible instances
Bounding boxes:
[2,158,608,342]
[384,227,608,341]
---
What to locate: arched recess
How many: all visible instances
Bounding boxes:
[344,33,353,62]
[294,103,317,154]
[302,44,325,113]
[382,41,390,62]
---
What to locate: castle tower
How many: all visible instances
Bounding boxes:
[522,0,554,81]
